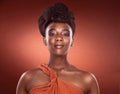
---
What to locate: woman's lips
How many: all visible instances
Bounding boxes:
[54,44,64,49]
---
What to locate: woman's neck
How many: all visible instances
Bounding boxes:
[48,54,70,70]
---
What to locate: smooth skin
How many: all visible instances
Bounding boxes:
[16,22,100,94]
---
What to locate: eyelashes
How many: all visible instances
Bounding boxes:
[49,31,56,36]
[49,30,70,37]
[62,32,70,36]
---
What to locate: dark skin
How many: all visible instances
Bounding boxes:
[16,22,100,94]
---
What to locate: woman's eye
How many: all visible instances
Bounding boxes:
[49,31,56,36]
[62,32,69,36]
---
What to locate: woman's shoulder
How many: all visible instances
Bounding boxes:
[69,65,99,92]
[17,68,49,92]
[19,68,44,83]
[69,64,95,77]
[68,65,97,86]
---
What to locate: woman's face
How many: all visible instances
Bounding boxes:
[44,22,73,56]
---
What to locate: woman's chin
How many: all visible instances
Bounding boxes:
[52,51,67,56]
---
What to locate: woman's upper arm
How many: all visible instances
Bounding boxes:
[89,73,100,94]
[16,72,29,94]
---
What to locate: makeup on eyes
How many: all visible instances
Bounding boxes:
[49,29,57,37]
[48,28,70,37]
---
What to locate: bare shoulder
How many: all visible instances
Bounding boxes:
[69,64,97,82]
[16,68,49,94]
[81,72,100,94]
[69,65,100,94]
[17,68,44,85]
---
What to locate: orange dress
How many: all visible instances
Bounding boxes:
[29,64,84,94]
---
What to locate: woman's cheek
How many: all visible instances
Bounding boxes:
[65,38,71,45]
[48,38,54,46]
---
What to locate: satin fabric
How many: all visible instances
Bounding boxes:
[29,64,84,94]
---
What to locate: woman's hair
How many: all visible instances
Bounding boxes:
[38,2,75,37]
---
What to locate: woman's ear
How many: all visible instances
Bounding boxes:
[43,37,47,46]
[71,38,74,47]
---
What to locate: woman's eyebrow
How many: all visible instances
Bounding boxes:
[49,28,55,32]
[62,29,70,32]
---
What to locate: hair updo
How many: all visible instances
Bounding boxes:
[38,2,75,37]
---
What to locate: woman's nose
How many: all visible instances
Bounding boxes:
[55,35,63,41]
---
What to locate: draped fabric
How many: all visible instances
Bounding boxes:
[29,64,84,94]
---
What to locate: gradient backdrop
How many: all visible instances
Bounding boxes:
[0,0,120,94]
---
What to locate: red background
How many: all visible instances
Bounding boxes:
[0,0,120,94]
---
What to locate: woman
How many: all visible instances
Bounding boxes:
[16,3,100,94]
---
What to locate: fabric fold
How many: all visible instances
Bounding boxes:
[29,64,84,94]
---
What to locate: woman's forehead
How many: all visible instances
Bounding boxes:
[47,22,72,30]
